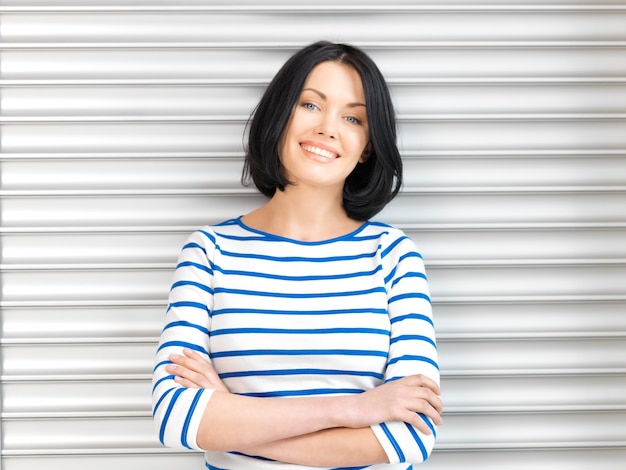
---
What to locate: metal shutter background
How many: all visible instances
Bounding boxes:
[1,1,625,468]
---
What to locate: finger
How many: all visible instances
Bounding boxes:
[166,363,210,387]
[411,387,443,419]
[173,374,205,389]
[170,349,209,370]
[169,351,229,392]
[169,352,215,381]
[415,396,443,426]
[408,374,441,396]
[408,410,440,435]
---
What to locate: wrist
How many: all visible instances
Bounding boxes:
[330,393,366,429]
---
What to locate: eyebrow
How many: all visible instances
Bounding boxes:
[302,88,366,108]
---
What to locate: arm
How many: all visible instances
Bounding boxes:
[368,232,441,464]
[154,229,442,455]
[170,348,441,454]
[245,427,388,467]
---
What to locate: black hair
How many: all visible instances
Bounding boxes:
[242,40,403,221]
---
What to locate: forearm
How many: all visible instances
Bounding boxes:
[197,391,360,452]
[244,426,388,467]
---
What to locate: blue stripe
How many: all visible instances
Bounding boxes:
[152,387,174,418]
[228,451,275,461]
[163,320,209,336]
[171,280,213,294]
[229,218,371,245]
[211,327,389,336]
[213,286,386,299]
[405,422,429,462]
[158,387,185,445]
[220,368,384,381]
[242,387,363,398]
[419,413,437,437]
[182,241,207,254]
[213,264,382,282]
[384,252,425,285]
[391,313,434,328]
[216,247,378,263]
[217,230,383,245]
[399,251,423,262]
[175,260,213,274]
[152,360,170,373]
[197,229,217,245]
[212,349,388,359]
[166,301,209,314]
[390,271,428,288]
[157,341,208,356]
[212,307,388,316]
[152,374,175,393]
[388,355,440,370]
[380,422,405,462]
[205,462,228,470]
[389,292,431,304]
[331,467,369,470]
[381,235,408,258]
[390,334,437,349]
[181,388,205,449]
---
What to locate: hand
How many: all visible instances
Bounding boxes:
[348,375,442,434]
[167,348,229,392]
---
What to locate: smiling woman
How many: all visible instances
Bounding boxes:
[151,41,441,469]
[277,62,370,199]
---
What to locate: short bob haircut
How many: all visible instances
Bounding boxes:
[242,40,403,221]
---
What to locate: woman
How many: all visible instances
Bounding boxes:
[152,40,442,469]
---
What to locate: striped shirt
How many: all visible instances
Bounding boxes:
[152,217,440,469]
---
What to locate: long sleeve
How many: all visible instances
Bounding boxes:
[152,229,216,450]
[370,230,440,464]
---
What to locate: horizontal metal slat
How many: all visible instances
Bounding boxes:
[3,300,626,341]
[1,336,624,378]
[5,83,626,117]
[0,454,204,470]
[1,262,625,300]
[2,11,625,44]
[2,119,625,154]
[2,1,626,13]
[3,227,626,265]
[428,448,626,469]
[436,410,626,449]
[3,155,626,192]
[2,47,625,81]
[433,300,626,337]
[3,412,626,453]
[439,337,626,373]
[0,305,164,340]
[4,374,626,417]
[2,192,625,228]
[2,379,152,415]
[442,374,626,412]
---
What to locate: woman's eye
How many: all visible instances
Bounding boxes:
[346,116,361,125]
[303,102,317,111]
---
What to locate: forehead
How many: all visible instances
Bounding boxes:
[302,61,365,101]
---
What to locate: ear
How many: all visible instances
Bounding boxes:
[360,142,372,163]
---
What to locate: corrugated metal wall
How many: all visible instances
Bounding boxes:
[1,1,626,468]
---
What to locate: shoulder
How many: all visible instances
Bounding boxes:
[184,217,245,251]
[363,221,421,257]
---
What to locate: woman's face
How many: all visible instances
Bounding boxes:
[278,61,369,193]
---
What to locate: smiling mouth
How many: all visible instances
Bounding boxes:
[301,144,339,159]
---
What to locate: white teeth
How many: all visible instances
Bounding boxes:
[302,144,337,159]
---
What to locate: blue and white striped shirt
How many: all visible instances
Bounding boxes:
[152,217,439,469]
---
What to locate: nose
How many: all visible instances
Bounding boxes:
[315,114,337,139]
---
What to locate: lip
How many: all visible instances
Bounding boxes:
[299,141,341,159]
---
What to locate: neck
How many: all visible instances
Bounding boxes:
[243,185,363,242]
